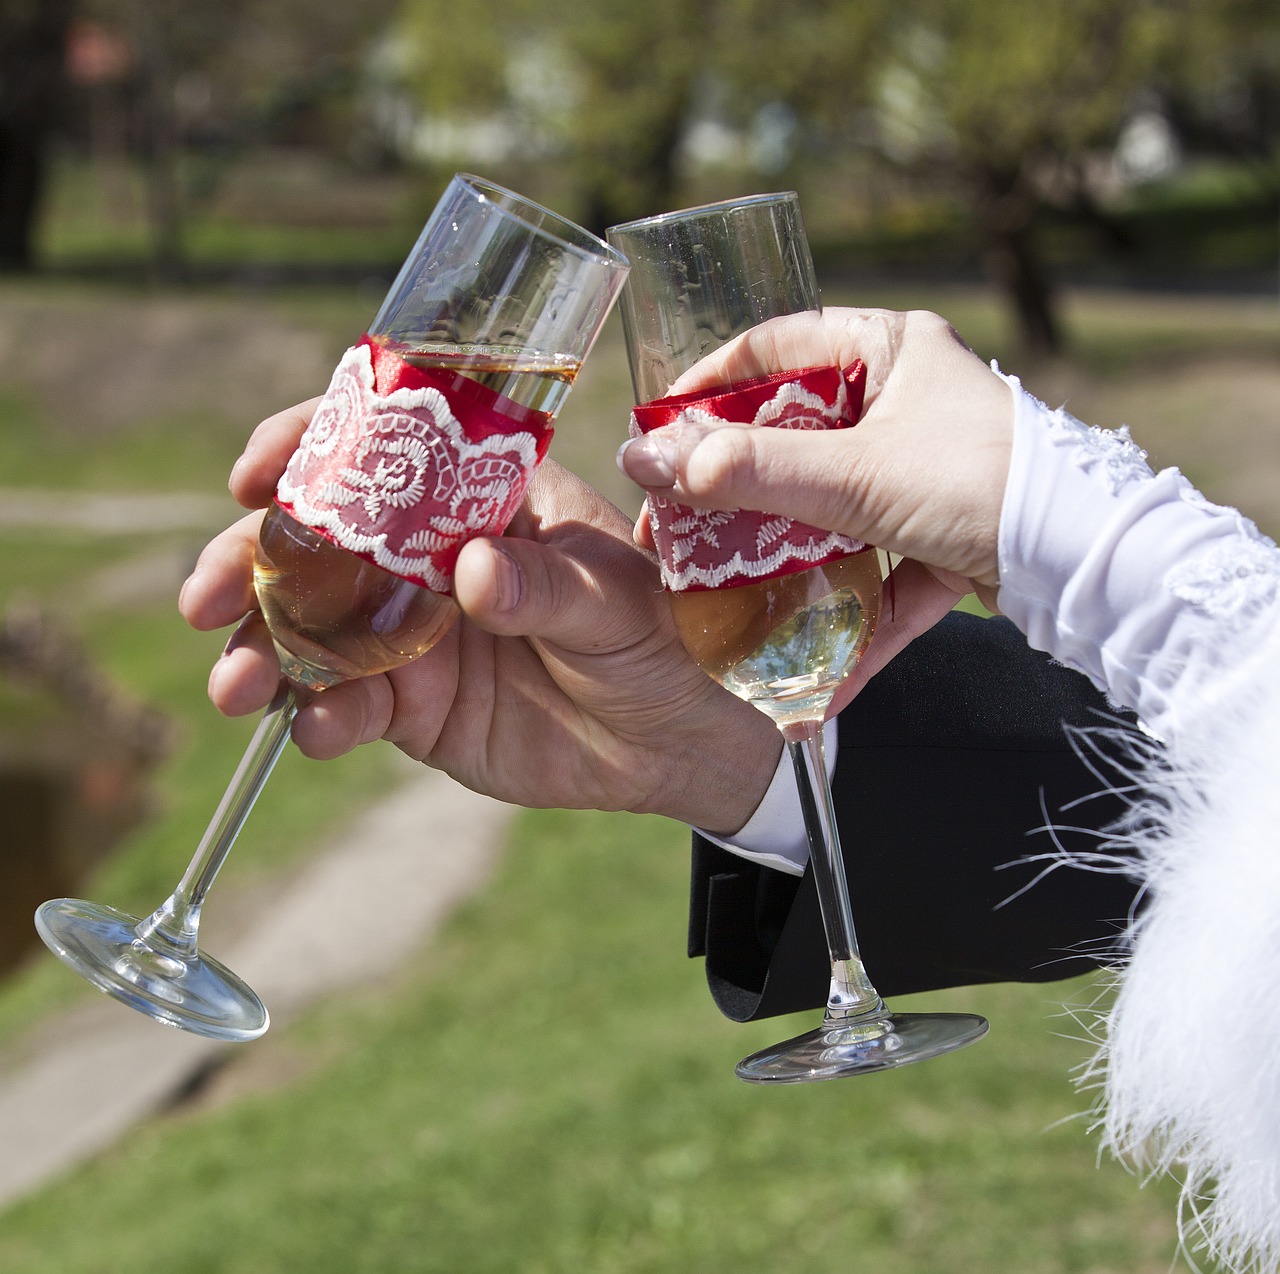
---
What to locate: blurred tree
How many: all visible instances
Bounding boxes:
[726,0,1279,357]
[1156,0,1280,168]
[391,0,1277,357]
[882,0,1176,357]
[3,0,401,274]
[0,0,77,271]
[81,0,401,277]
[537,0,725,231]
[391,0,720,230]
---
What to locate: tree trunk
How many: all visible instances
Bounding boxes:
[0,0,77,272]
[0,127,45,271]
[577,82,688,236]
[974,164,1062,361]
[131,16,186,284]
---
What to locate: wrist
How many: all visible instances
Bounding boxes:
[695,716,841,876]
[647,695,783,833]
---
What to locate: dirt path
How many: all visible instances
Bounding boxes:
[0,755,513,1209]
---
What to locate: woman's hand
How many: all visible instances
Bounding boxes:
[616,308,1014,711]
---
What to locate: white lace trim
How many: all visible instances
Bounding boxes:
[1040,402,1154,496]
[1166,530,1280,624]
[999,365,1280,640]
[277,343,541,592]
[639,375,865,592]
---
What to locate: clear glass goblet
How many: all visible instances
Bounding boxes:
[609,193,988,1081]
[36,175,629,1041]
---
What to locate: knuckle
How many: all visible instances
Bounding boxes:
[685,427,759,495]
[911,308,967,350]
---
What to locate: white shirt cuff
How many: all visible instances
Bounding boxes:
[693,717,838,876]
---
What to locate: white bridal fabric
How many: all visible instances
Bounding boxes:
[997,371,1280,1274]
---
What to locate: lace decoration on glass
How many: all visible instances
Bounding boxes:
[631,365,869,593]
[276,341,548,594]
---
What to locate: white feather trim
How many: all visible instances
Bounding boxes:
[1072,640,1280,1273]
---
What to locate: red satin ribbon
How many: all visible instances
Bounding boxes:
[635,362,865,425]
[630,361,872,593]
[363,336,556,449]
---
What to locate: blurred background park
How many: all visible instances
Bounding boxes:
[0,0,1277,1270]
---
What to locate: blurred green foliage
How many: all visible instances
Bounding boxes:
[5,0,1277,355]
[378,0,1279,352]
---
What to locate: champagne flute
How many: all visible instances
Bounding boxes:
[608,194,987,1082]
[35,175,629,1042]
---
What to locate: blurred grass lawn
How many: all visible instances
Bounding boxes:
[0,807,1197,1274]
[0,266,1273,1270]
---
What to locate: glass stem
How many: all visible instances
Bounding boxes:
[133,682,301,961]
[785,722,885,1023]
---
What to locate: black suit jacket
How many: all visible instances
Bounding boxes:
[689,612,1144,1021]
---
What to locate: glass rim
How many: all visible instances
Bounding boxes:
[605,191,800,238]
[454,173,629,271]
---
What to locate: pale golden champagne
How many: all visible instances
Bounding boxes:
[669,551,881,730]
[253,347,577,691]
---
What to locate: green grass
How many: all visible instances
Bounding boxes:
[0,406,248,492]
[0,410,243,492]
[0,806,1202,1273]
[36,153,422,274]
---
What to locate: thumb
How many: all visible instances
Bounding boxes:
[618,419,885,547]
[451,524,662,655]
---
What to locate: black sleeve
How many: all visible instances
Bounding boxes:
[688,611,1145,1022]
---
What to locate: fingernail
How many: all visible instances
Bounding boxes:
[490,545,524,614]
[178,556,206,611]
[221,612,255,658]
[617,434,678,486]
[228,454,246,491]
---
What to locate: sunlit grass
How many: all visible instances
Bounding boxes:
[0,805,1208,1273]
[36,153,421,273]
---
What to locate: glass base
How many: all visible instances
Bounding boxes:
[736,1011,988,1084]
[35,898,269,1043]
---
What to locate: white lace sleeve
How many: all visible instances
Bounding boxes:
[995,368,1280,1273]
[995,369,1280,738]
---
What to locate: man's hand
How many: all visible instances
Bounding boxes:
[180,403,781,835]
